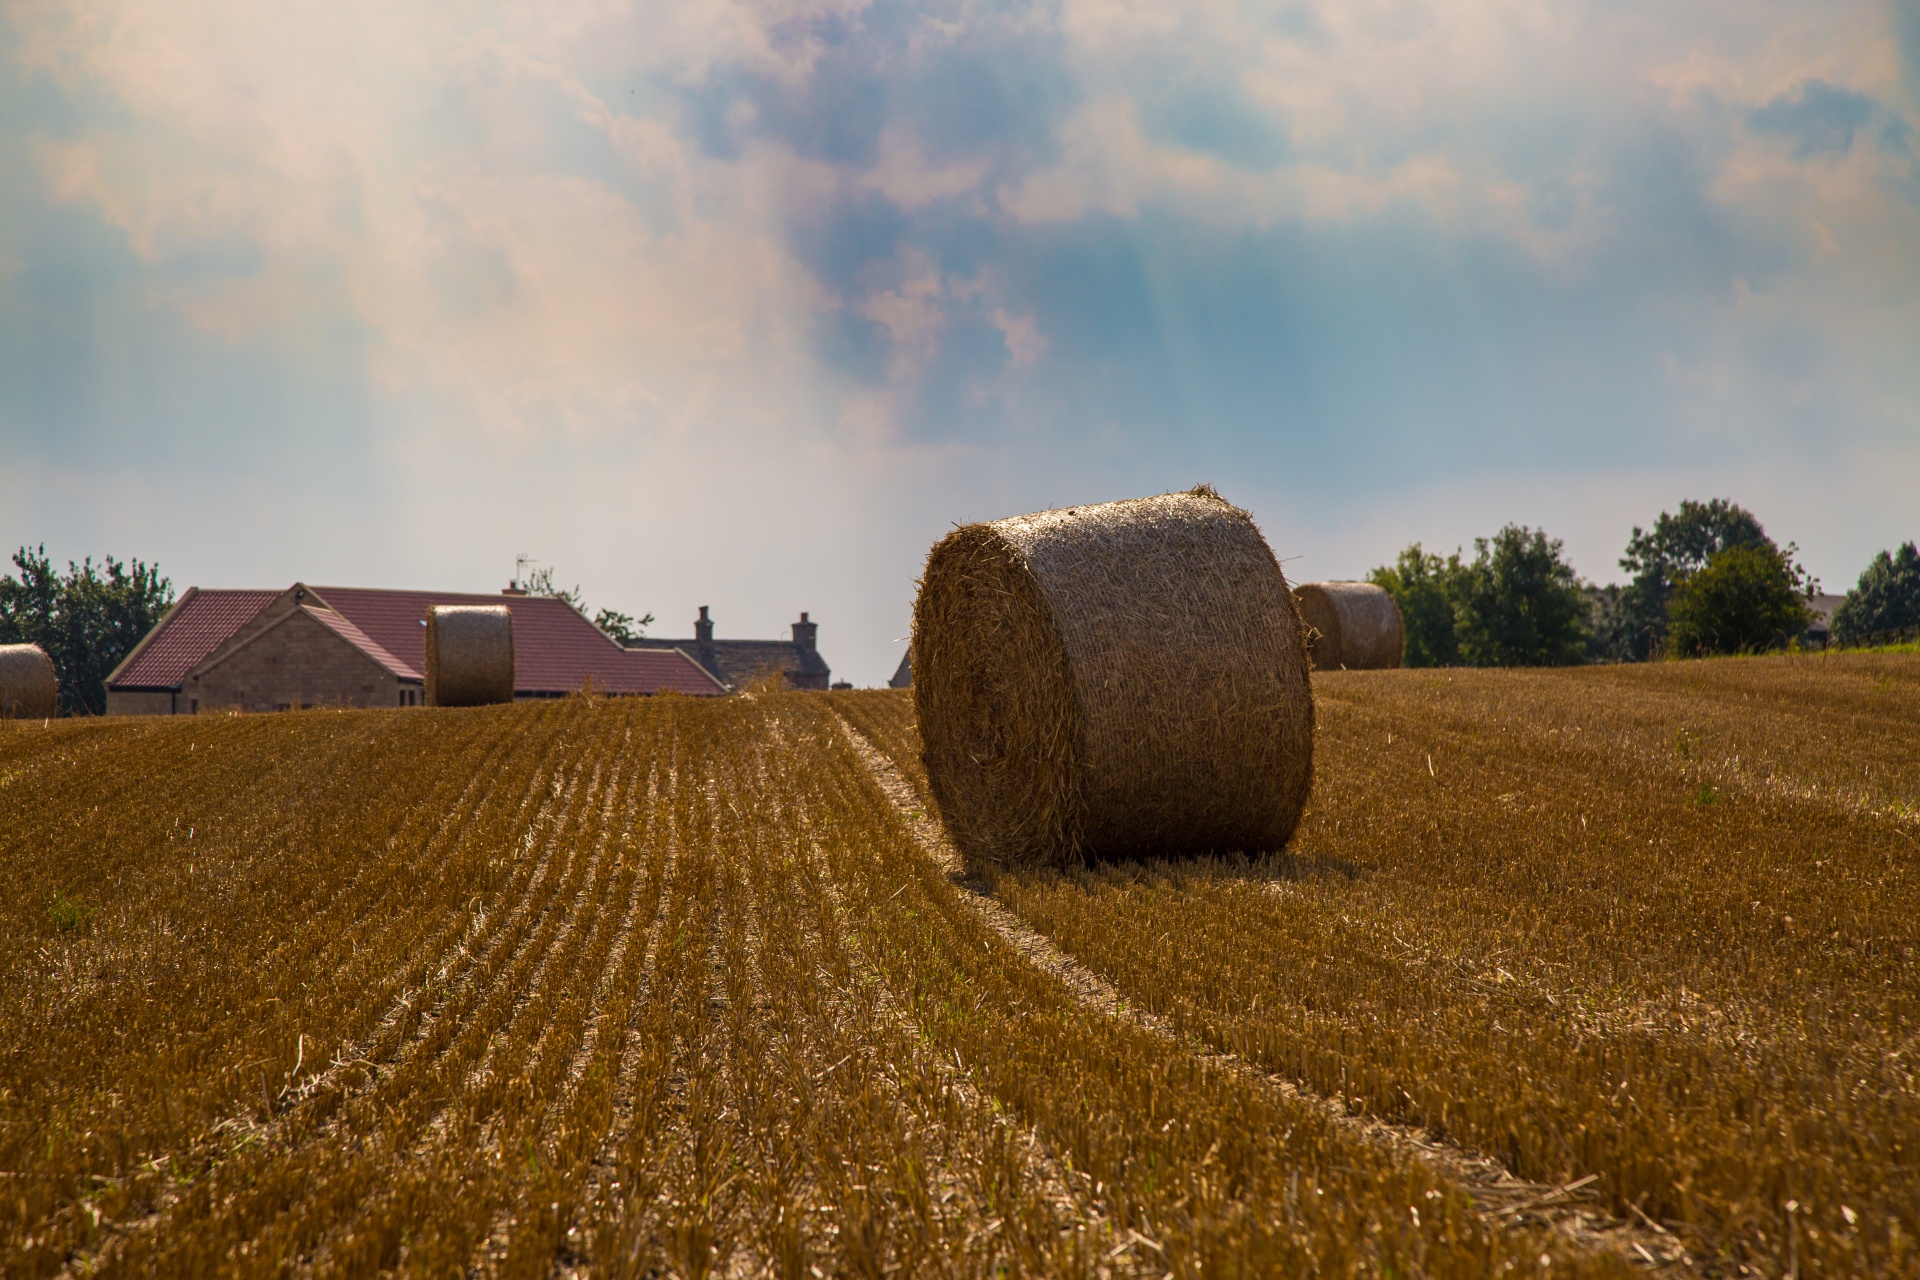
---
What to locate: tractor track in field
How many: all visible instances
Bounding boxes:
[48,729,593,1280]
[788,747,1139,1273]
[835,716,1700,1275]
[458,752,638,1275]
[559,768,686,1277]
[226,749,611,1277]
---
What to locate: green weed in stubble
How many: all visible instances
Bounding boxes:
[48,891,93,933]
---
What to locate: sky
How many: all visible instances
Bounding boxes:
[2,0,1917,684]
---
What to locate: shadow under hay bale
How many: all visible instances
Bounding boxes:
[1293,581,1404,670]
[913,485,1315,871]
[0,644,58,719]
[425,605,515,707]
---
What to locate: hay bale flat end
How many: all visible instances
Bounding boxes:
[0,644,58,719]
[1294,582,1405,670]
[913,486,1315,870]
[425,606,515,707]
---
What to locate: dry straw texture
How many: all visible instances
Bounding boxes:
[1294,581,1404,670]
[913,485,1315,869]
[0,694,1596,1277]
[425,606,515,707]
[0,644,57,719]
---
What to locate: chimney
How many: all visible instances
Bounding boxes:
[792,611,817,653]
[502,584,527,596]
[694,605,714,645]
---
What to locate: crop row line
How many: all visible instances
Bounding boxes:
[833,712,1691,1274]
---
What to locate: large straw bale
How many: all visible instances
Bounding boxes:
[912,486,1315,870]
[1293,582,1404,670]
[0,644,58,719]
[425,606,515,707]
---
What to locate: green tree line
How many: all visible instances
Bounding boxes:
[5,513,1915,713]
[1370,499,1915,667]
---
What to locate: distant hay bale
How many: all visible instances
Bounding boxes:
[425,606,515,707]
[912,486,1315,870]
[0,644,58,719]
[1292,582,1404,670]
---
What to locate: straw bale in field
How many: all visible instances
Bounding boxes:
[0,644,57,719]
[426,606,515,707]
[1293,582,1404,670]
[913,485,1315,869]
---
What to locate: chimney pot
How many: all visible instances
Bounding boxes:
[792,611,818,653]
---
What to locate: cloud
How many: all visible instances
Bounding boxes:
[1751,79,1881,156]
[2,0,1918,682]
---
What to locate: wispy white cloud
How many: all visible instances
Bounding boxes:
[2,0,1916,680]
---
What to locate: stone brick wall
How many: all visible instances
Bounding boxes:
[106,689,176,716]
[190,610,400,712]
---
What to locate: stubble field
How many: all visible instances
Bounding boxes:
[1,653,1915,1277]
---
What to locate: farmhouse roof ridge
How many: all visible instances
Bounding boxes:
[110,582,727,701]
[108,586,282,690]
[299,603,418,678]
[626,606,833,690]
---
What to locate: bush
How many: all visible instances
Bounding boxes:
[1367,545,1464,667]
[1616,500,1777,661]
[1666,545,1813,657]
[1831,542,1920,644]
[1369,527,1588,667]
[1583,583,1632,663]
[1454,526,1590,667]
[0,546,173,716]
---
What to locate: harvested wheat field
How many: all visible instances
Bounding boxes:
[2,655,1915,1277]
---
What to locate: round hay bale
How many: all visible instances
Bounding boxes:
[912,486,1315,869]
[425,606,515,707]
[0,644,58,719]
[1292,582,1404,670]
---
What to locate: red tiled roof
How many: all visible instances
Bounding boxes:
[301,606,415,677]
[311,587,725,696]
[110,589,278,689]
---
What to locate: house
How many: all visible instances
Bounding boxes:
[628,606,832,690]
[106,584,725,714]
[888,647,912,689]
[1803,593,1848,648]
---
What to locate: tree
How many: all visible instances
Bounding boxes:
[591,608,654,644]
[1616,499,1782,659]
[516,561,652,643]
[0,546,174,715]
[1367,544,1464,667]
[517,564,582,610]
[1666,544,1813,657]
[1583,583,1633,663]
[1454,525,1590,667]
[1831,542,1920,643]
